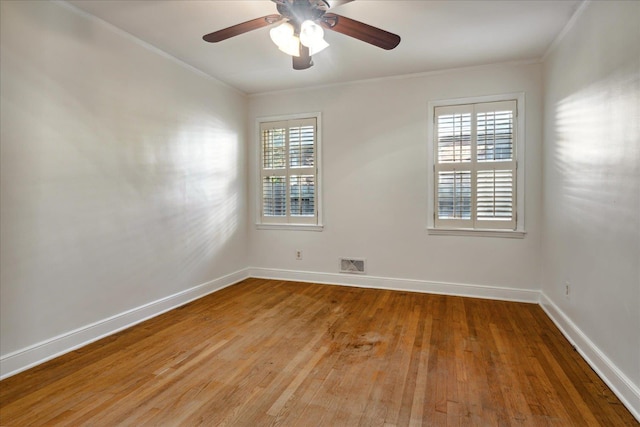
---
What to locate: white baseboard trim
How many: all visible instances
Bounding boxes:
[2,269,637,423]
[0,268,250,380]
[539,292,640,422]
[248,267,539,303]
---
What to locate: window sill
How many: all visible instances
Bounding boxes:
[256,223,324,232]
[427,227,526,239]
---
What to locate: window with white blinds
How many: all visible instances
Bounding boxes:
[433,100,518,231]
[259,115,320,226]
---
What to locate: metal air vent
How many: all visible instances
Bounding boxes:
[339,258,366,274]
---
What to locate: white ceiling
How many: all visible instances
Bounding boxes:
[66,0,582,95]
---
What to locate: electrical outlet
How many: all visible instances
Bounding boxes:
[564,281,570,298]
[296,250,302,260]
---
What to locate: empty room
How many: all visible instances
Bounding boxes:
[1,0,638,425]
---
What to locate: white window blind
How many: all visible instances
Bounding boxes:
[260,117,318,225]
[434,100,517,230]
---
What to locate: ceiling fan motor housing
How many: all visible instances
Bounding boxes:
[276,0,329,29]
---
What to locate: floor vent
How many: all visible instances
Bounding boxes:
[340,258,366,274]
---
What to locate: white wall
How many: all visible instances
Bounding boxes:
[541,0,640,415]
[0,0,248,374]
[248,62,543,295]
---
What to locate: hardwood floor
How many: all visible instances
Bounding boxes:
[0,278,637,426]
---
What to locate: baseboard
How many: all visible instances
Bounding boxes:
[3,269,637,423]
[539,292,640,422]
[0,268,250,380]
[248,267,539,303]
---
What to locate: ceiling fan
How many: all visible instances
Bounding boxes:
[202,0,401,70]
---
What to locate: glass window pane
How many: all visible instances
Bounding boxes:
[438,171,471,219]
[290,175,315,217]
[263,176,286,216]
[289,125,315,168]
[477,110,513,161]
[262,128,286,169]
[438,113,471,163]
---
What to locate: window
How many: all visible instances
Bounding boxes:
[428,95,525,237]
[258,113,322,230]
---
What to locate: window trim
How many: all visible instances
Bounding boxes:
[426,93,526,238]
[255,112,323,231]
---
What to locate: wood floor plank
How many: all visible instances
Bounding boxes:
[1,278,637,426]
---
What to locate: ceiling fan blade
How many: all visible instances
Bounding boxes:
[203,14,282,43]
[293,45,313,70]
[321,13,400,50]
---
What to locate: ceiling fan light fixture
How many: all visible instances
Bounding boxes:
[307,38,329,56]
[278,36,301,57]
[300,20,329,55]
[269,22,301,56]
